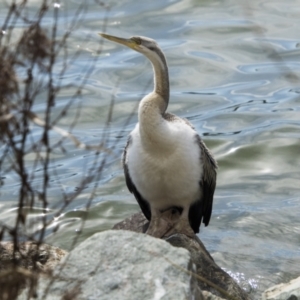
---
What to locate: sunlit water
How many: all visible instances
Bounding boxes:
[1,0,300,298]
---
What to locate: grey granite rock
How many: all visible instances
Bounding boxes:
[262,276,300,300]
[29,230,203,300]
[114,212,251,300]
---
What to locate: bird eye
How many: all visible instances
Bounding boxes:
[132,37,141,45]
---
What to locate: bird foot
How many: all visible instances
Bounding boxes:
[146,209,195,238]
[146,215,173,238]
[164,217,195,238]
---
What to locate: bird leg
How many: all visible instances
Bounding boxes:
[146,208,177,238]
[164,207,195,238]
[146,207,195,238]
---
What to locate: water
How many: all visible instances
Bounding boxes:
[1,0,300,298]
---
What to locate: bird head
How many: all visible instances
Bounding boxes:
[99,33,159,55]
[99,32,169,105]
[98,33,168,71]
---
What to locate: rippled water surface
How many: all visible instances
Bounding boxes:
[1,0,300,297]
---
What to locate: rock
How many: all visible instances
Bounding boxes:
[0,241,68,273]
[114,212,252,300]
[262,276,300,300]
[1,212,252,300]
[202,291,226,300]
[27,230,203,300]
[0,242,68,300]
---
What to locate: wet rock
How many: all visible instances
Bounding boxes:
[114,212,252,300]
[262,276,300,300]
[28,230,203,300]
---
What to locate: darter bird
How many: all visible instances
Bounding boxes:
[99,33,217,238]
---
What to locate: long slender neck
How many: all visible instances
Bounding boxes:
[138,52,171,151]
[138,92,172,152]
[147,50,169,113]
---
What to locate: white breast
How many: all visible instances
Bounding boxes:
[126,119,203,210]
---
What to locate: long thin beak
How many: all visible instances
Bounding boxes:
[99,33,136,49]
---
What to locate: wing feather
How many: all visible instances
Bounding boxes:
[197,135,217,226]
[122,136,151,220]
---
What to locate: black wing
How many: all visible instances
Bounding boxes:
[189,135,217,233]
[122,136,151,220]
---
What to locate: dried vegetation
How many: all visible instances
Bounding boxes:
[0,1,109,299]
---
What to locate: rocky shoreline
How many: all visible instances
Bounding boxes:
[0,212,299,300]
